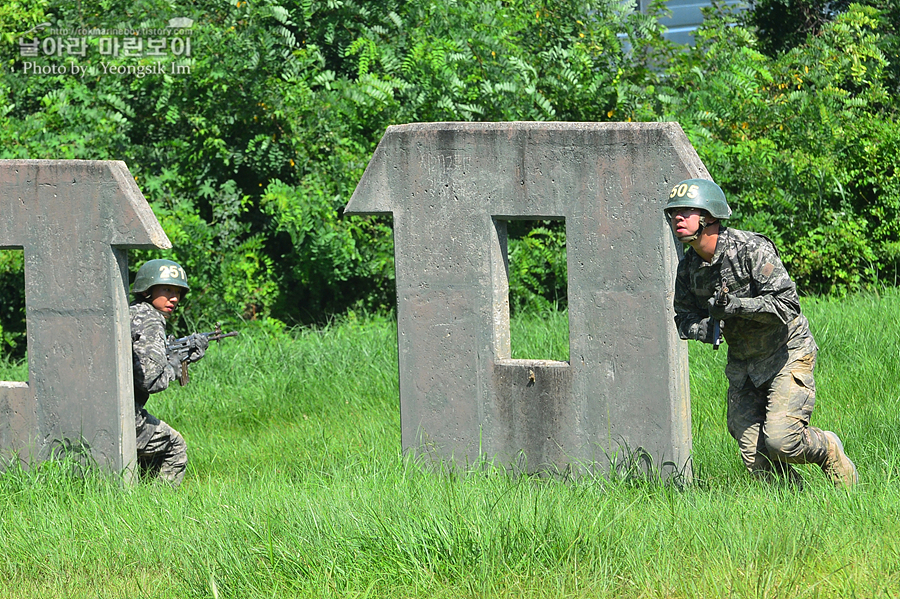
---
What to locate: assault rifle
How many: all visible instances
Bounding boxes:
[712,277,728,351]
[166,323,239,386]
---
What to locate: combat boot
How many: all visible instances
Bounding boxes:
[821,431,858,489]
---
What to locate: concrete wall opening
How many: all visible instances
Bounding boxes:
[493,218,569,363]
[0,249,27,382]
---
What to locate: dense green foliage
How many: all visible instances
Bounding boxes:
[0,294,898,597]
[748,0,853,55]
[0,0,897,357]
[635,1,900,296]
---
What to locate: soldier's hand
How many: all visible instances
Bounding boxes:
[167,353,183,374]
[186,332,208,363]
[708,294,741,320]
[695,318,717,344]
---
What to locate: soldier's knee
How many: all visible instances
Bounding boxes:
[764,428,804,460]
[170,428,186,449]
[170,429,188,463]
[158,427,188,487]
[764,411,807,458]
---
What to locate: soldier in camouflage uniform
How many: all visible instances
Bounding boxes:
[130,259,208,487]
[665,179,857,488]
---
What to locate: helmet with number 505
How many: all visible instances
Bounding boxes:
[664,179,732,220]
[132,259,190,295]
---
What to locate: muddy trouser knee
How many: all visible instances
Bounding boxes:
[763,352,829,466]
[726,352,829,473]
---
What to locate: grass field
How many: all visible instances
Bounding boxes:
[0,291,899,598]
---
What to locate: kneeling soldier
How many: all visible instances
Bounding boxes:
[665,179,857,488]
[130,259,207,487]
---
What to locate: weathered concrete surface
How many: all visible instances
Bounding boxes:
[0,160,170,481]
[345,122,705,478]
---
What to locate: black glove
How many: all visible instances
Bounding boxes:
[694,318,717,344]
[708,294,741,321]
[186,332,208,363]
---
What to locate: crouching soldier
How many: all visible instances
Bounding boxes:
[664,179,857,488]
[130,259,208,487]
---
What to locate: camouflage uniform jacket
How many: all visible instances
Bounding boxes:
[130,301,177,412]
[674,226,817,387]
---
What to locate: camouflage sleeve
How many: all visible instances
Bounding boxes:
[734,236,801,325]
[131,306,177,395]
[673,261,707,341]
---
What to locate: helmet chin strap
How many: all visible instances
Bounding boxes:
[677,214,707,244]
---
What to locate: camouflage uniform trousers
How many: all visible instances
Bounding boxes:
[135,408,187,487]
[725,351,831,476]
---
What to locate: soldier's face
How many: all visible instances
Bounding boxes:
[668,208,703,240]
[148,285,183,316]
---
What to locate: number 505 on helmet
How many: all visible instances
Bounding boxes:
[664,179,732,220]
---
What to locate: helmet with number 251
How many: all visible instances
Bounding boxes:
[663,179,732,220]
[132,259,190,295]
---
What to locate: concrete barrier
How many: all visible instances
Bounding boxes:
[345,122,706,479]
[0,160,169,482]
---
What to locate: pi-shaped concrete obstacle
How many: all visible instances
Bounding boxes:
[346,122,705,479]
[0,160,169,482]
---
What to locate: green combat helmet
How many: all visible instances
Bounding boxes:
[132,259,190,295]
[663,178,732,220]
[664,179,731,243]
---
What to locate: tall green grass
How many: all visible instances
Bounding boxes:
[0,292,899,597]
